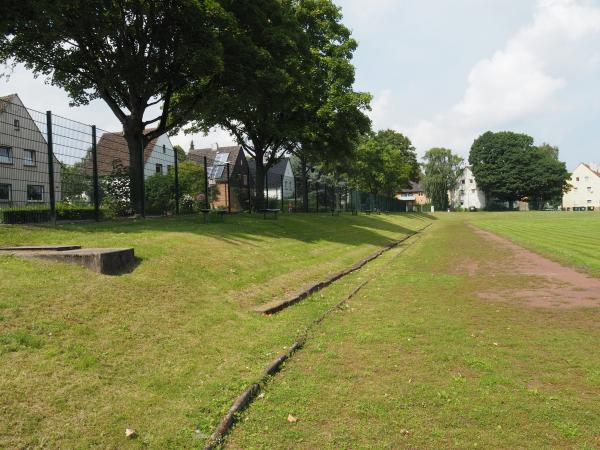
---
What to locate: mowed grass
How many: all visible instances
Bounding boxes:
[0,212,430,449]
[226,216,600,449]
[469,211,600,276]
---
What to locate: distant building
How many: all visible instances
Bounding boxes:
[188,144,251,209]
[396,181,428,211]
[562,163,600,210]
[0,93,61,207]
[93,129,175,178]
[248,157,296,200]
[450,166,486,210]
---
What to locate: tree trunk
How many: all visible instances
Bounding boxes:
[301,156,309,212]
[123,122,146,217]
[254,151,266,210]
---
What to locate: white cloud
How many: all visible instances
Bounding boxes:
[405,0,600,157]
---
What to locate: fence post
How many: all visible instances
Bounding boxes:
[226,162,231,214]
[45,111,56,225]
[203,156,209,210]
[294,177,297,212]
[247,163,252,213]
[174,146,180,215]
[139,141,145,218]
[265,169,269,207]
[280,174,284,211]
[316,181,319,212]
[91,125,100,221]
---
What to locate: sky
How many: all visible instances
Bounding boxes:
[2,0,600,170]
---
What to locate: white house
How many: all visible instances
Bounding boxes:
[450,166,486,210]
[249,157,296,200]
[94,129,176,178]
[562,163,600,210]
[0,93,61,207]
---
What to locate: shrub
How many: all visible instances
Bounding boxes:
[0,204,101,224]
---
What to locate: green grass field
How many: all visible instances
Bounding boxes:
[468,211,600,276]
[1,211,599,449]
[0,212,428,449]
[226,214,600,449]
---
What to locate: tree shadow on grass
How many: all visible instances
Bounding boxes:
[27,212,434,250]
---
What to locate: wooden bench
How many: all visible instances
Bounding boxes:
[260,208,280,219]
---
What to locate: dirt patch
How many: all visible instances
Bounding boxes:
[471,226,600,308]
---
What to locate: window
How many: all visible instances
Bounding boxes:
[27,185,43,202]
[588,186,592,192]
[588,199,593,204]
[576,177,580,181]
[155,164,163,174]
[242,174,248,186]
[0,184,10,202]
[23,149,36,166]
[162,145,166,154]
[0,146,12,164]
[469,179,473,184]
[13,119,19,131]
[461,179,465,184]
[471,189,476,193]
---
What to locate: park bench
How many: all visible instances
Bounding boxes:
[200,209,227,223]
[260,208,280,219]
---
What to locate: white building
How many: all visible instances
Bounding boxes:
[0,94,62,207]
[450,166,486,210]
[562,163,600,210]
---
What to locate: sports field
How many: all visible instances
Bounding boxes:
[1,212,599,449]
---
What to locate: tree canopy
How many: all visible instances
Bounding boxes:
[180,0,370,209]
[469,131,569,208]
[350,130,416,197]
[0,0,227,214]
[422,147,463,210]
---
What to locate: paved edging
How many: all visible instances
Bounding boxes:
[254,223,432,315]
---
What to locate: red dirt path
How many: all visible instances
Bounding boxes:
[472,227,600,309]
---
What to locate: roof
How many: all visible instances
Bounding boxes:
[0,94,19,114]
[248,158,292,178]
[399,181,423,193]
[93,129,160,175]
[582,163,600,177]
[187,145,244,181]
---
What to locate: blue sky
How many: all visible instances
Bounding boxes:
[3,0,600,169]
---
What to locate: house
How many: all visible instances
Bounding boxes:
[450,166,486,210]
[248,157,296,200]
[396,181,428,211]
[562,163,600,211]
[93,129,176,177]
[187,144,251,209]
[0,94,61,207]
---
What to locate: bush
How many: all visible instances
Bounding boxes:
[0,204,100,224]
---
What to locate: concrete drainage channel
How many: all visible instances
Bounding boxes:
[204,223,431,449]
[0,245,136,274]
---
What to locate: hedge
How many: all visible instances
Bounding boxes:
[0,205,100,224]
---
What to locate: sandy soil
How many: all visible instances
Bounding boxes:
[471,227,600,308]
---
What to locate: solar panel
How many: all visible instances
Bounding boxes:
[208,152,229,180]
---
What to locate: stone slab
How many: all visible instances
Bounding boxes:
[12,248,135,275]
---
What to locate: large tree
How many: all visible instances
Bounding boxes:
[352,130,415,197]
[181,0,369,210]
[469,131,569,208]
[0,0,225,215]
[422,147,463,210]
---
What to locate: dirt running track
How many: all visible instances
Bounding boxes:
[472,226,600,308]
